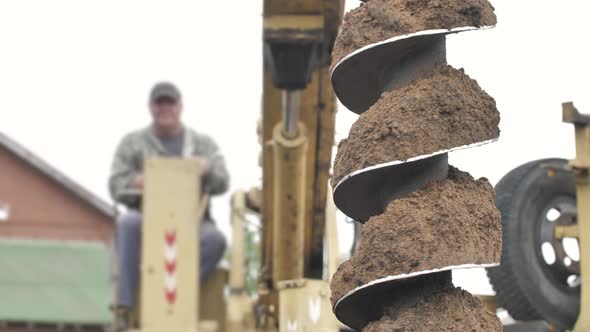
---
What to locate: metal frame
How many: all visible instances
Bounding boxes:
[562,102,590,331]
[138,158,202,332]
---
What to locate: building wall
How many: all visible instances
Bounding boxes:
[0,146,113,244]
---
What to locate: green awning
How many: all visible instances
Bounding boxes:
[0,239,112,325]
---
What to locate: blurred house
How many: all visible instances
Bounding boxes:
[0,132,114,331]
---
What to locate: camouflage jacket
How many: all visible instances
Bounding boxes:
[108,126,230,202]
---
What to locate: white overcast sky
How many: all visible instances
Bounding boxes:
[1,1,589,294]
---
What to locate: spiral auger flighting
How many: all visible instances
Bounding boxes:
[329,1,503,331]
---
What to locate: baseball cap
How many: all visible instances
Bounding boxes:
[149,82,181,103]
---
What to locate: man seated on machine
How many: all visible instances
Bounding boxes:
[108,81,229,316]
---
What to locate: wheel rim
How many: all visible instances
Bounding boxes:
[537,197,579,291]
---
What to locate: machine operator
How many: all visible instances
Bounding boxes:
[108,82,229,317]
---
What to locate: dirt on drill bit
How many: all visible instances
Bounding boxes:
[332,66,499,187]
[331,0,497,70]
[330,167,501,304]
[334,271,454,328]
[363,287,502,331]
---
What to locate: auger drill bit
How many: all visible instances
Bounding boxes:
[329,1,503,331]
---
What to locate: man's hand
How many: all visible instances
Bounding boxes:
[192,157,210,176]
[131,174,144,190]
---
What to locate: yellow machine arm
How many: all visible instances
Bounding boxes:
[257,0,344,328]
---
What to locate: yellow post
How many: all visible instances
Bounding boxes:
[325,185,338,281]
[575,172,590,332]
[275,186,340,332]
[272,123,308,285]
[564,103,590,332]
[227,191,256,332]
[230,192,247,290]
[140,159,201,332]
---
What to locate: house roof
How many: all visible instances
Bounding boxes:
[0,239,112,325]
[0,132,114,219]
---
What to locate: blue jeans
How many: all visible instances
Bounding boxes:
[115,210,226,308]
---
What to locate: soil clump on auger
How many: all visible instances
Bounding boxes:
[330,167,501,302]
[363,287,502,332]
[331,0,497,70]
[332,67,500,187]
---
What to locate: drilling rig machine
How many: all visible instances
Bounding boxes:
[114,1,347,331]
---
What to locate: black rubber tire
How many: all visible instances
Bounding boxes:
[486,158,578,331]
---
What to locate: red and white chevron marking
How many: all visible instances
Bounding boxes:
[164,230,177,305]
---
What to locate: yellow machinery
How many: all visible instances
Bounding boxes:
[562,102,590,332]
[117,1,346,331]
[113,0,590,328]
[254,0,345,330]
[119,159,223,332]
[139,159,203,332]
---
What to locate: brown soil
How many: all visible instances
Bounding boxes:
[363,287,502,331]
[332,66,499,187]
[330,167,501,304]
[331,0,497,70]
